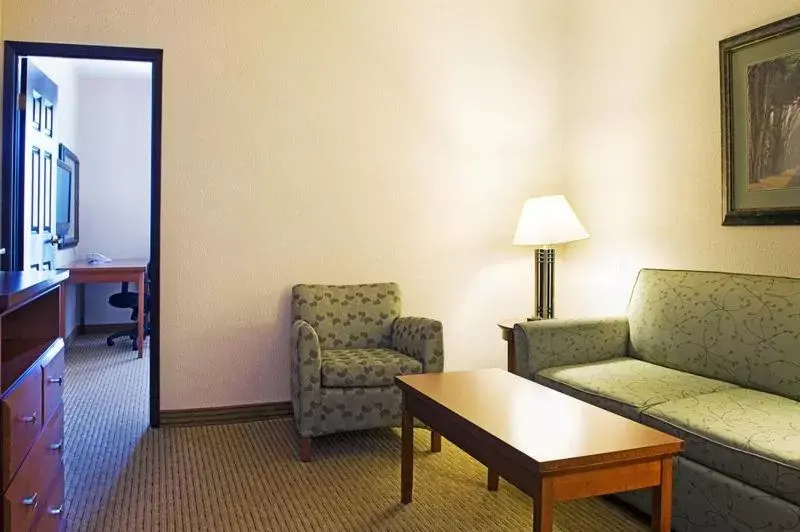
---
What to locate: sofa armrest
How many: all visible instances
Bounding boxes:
[513,316,629,379]
[392,316,444,373]
[291,319,322,434]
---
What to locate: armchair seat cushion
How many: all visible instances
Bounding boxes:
[321,348,422,388]
[642,388,800,506]
[537,358,738,418]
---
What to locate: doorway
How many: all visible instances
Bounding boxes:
[1,42,163,427]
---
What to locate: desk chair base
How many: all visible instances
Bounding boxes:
[107,327,149,351]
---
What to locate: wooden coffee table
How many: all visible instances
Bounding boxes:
[395,369,684,531]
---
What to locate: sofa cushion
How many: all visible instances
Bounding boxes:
[627,269,800,402]
[537,358,738,419]
[321,348,421,388]
[642,388,800,506]
[534,373,641,419]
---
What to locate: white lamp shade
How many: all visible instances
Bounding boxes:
[513,195,589,246]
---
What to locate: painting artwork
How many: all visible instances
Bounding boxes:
[721,14,800,224]
[747,52,800,191]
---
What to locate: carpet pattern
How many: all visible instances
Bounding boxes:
[63,335,648,531]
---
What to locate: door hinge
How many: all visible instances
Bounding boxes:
[17,93,26,111]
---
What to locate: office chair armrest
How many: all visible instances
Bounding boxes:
[291,320,322,426]
[392,317,444,373]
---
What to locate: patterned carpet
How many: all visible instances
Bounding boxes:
[64,335,648,531]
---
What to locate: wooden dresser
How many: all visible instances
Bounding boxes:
[0,271,68,532]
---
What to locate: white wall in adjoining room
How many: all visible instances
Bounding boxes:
[75,72,152,325]
[557,0,800,319]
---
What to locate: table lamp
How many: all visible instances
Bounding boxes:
[513,195,589,320]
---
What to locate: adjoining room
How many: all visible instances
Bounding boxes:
[1,51,157,529]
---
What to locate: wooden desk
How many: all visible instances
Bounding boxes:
[396,369,684,532]
[67,259,147,358]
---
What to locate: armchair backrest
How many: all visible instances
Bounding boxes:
[292,283,402,350]
[627,268,800,401]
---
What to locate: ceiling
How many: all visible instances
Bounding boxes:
[34,57,152,79]
[71,59,152,78]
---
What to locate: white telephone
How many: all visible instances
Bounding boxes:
[86,252,112,264]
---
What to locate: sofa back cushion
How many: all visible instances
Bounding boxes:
[627,269,800,401]
[292,283,401,350]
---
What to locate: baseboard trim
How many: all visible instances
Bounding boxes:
[78,323,136,335]
[160,401,293,427]
[65,327,80,347]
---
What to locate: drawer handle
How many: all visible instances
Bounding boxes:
[48,376,63,385]
[21,492,38,508]
[48,505,63,516]
[21,412,37,424]
[50,440,64,452]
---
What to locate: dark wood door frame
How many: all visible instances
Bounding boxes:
[2,41,164,427]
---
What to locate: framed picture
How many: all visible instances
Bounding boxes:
[721,13,800,225]
[56,144,79,248]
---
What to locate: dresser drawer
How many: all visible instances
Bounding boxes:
[3,417,60,532]
[34,406,64,488]
[2,365,43,489]
[41,346,64,424]
[32,463,65,532]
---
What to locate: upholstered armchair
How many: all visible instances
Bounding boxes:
[290,283,444,461]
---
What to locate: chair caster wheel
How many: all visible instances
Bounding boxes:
[107,338,115,346]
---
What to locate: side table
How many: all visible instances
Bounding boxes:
[498,318,522,374]
[499,317,542,374]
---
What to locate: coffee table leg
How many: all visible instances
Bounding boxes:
[533,476,554,532]
[401,395,414,504]
[487,469,499,491]
[652,457,674,532]
[430,430,441,453]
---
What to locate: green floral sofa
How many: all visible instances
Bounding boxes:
[514,269,800,531]
[290,282,444,461]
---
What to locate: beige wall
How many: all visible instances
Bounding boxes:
[559,0,800,318]
[8,1,800,408]
[3,0,564,408]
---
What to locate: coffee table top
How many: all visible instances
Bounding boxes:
[396,369,683,472]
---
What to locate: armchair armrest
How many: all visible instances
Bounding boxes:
[513,316,629,379]
[291,319,322,434]
[392,317,444,373]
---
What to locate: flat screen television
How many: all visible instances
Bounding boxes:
[55,158,72,237]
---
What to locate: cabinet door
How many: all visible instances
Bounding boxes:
[32,464,65,532]
[41,345,65,424]
[4,406,63,531]
[2,365,43,488]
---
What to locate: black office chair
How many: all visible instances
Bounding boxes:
[107,264,151,350]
